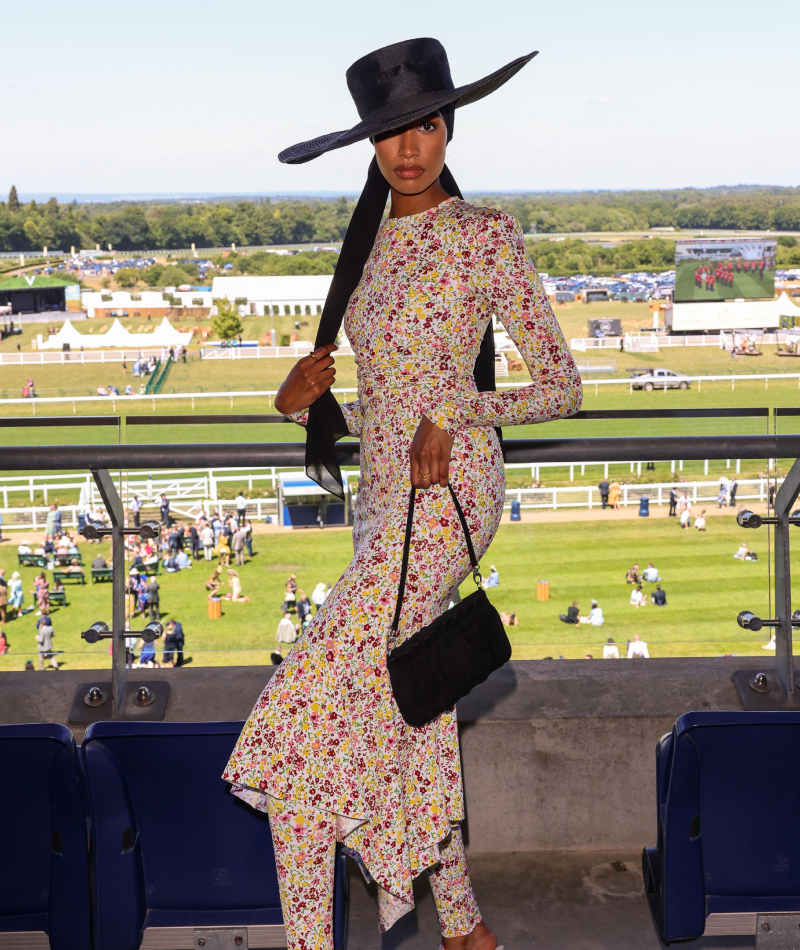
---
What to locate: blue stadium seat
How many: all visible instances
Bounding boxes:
[642,711,800,944]
[0,723,91,950]
[81,721,349,950]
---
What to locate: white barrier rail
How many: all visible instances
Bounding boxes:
[0,476,777,531]
[570,332,795,352]
[2,370,800,410]
[199,344,354,360]
[0,459,749,509]
[0,349,168,366]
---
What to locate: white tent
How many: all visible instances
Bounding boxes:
[38,317,192,350]
[39,319,87,350]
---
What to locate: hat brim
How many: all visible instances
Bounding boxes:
[279,50,538,165]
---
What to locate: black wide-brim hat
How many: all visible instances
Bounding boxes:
[279,37,537,164]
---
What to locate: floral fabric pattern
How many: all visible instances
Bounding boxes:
[223,197,582,930]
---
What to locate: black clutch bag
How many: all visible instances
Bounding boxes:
[386,483,512,728]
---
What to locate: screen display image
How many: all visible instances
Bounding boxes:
[674,239,777,303]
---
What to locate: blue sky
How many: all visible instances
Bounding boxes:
[3,0,797,197]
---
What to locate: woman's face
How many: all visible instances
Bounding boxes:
[373,112,447,195]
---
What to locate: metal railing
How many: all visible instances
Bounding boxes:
[3,409,800,719]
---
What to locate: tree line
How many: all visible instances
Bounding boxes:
[2,184,800,257]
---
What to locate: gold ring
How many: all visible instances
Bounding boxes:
[310,351,318,361]
[420,473,431,479]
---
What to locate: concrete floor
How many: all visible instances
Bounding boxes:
[346,851,753,950]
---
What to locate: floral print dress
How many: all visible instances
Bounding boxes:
[223,197,582,930]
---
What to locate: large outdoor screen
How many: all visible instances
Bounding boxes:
[674,239,777,303]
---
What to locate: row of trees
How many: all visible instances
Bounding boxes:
[0,187,354,252]
[476,186,800,233]
[2,185,800,259]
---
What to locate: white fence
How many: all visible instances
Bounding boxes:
[3,371,800,412]
[570,331,794,353]
[0,475,776,531]
[200,344,354,360]
[0,348,167,366]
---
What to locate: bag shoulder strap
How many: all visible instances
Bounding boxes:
[391,484,481,632]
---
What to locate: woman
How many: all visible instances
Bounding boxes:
[8,572,24,616]
[608,479,621,510]
[224,39,581,949]
[35,574,50,613]
[281,573,298,614]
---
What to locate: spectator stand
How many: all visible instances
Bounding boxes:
[80,721,349,950]
[643,711,800,944]
[0,723,91,950]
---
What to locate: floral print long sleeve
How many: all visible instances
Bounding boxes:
[225,197,581,932]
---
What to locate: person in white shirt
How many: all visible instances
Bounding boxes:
[627,634,649,658]
[17,540,32,555]
[311,582,328,610]
[642,563,660,583]
[200,524,215,560]
[680,507,691,529]
[276,612,298,650]
[236,492,247,524]
[630,585,647,608]
[693,509,707,531]
[128,495,141,528]
[603,637,620,658]
[580,600,604,625]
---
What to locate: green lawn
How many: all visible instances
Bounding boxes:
[0,513,774,672]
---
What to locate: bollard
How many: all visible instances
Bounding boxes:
[537,580,550,601]
[510,499,521,521]
[639,496,650,517]
[208,598,222,620]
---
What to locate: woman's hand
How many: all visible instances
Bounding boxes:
[410,415,454,489]
[274,343,339,415]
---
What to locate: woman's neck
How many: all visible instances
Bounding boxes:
[389,178,451,218]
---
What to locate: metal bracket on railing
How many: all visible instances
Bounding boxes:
[733,459,800,709]
[67,469,170,724]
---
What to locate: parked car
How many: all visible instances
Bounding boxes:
[630,368,691,391]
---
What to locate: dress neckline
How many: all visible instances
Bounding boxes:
[381,196,459,228]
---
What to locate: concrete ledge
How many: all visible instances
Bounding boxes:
[0,658,748,855]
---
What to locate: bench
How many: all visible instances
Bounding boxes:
[53,570,85,586]
[138,560,161,576]
[0,724,92,950]
[91,568,113,584]
[642,710,800,944]
[81,721,349,950]
[53,552,83,567]
[49,589,68,607]
[17,553,46,568]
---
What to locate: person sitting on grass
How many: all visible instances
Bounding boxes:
[630,585,647,609]
[579,600,604,625]
[693,509,707,531]
[625,563,640,585]
[642,563,660,583]
[482,565,500,589]
[206,565,222,599]
[224,569,250,602]
[651,584,667,607]
[559,601,579,624]
[734,542,758,561]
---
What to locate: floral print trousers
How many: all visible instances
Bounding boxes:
[267,796,481,949]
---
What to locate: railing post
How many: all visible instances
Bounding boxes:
[91,468,126,719]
